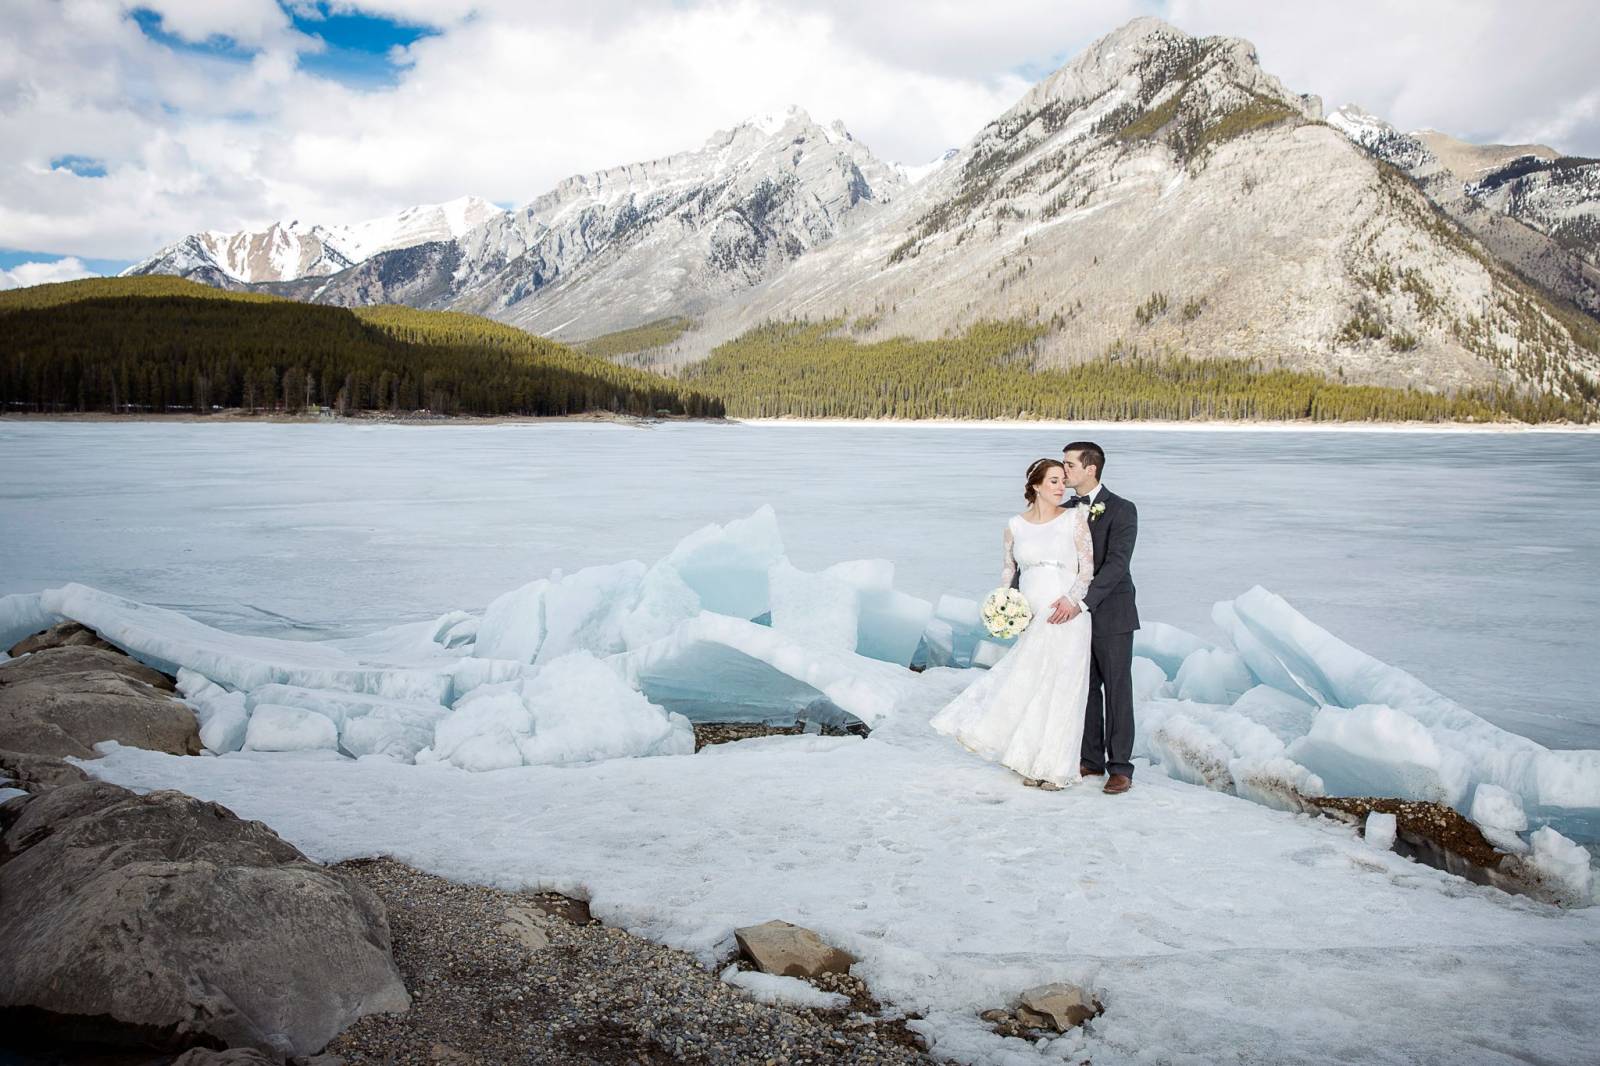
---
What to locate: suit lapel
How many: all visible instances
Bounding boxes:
[1088,487,1115,569]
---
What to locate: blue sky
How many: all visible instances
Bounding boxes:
[0,249,132,274]
[288,3,441,88]
[131,2,440,89]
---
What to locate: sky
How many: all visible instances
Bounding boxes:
[2,0,1597,284]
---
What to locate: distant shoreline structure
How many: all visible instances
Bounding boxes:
[4,410,1598,433]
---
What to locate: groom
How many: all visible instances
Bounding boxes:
[1047,442,1139,795]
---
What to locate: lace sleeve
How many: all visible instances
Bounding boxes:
[1067,508,1094,605]
[1001,525,1017,587]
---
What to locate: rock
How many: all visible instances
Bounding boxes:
[1014,1005,1055,1030]
[1,778,131,855]
[8,621,117,658]
[978,1008,1011,1023]
[1,643,176,691]
[0,747,90,793]
[498,904,551,955]
[733,919,855,978]
[1018,982,1102,1031]
[0,646,198,759]
[0,781,409,1058]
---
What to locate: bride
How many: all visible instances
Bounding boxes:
[931,458,1095,789]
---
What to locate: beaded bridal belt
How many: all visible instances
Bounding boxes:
[1023,560,1071,571]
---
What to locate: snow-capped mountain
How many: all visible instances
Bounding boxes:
[1327,105,1600,315]
[125,196,504,285]
[281,107,905,337]
[676,18,1598,402]
[126,18,1599,403]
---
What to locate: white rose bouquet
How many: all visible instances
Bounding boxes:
[981,587,1032,639]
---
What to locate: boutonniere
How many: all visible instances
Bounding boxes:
[1089,502,1107,521]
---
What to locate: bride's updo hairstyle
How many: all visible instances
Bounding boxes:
[1023,458,1064,504]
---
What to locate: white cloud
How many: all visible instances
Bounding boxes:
[0,256,101,290]
[1163,0,1600,151]
[2,0,1596,263]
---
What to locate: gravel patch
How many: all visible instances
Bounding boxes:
[327,857,934,1065]
[691,723,804,752]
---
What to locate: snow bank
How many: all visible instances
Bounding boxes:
[0,591,58,651]
[1470,784,1531,853]
[719,965,848,1010]
[246,684,451,763]
[420,653,692,771]
[38,584,449,702]
[176,669,249,754]
[1156,587,1600,846]
[1365,811,1398,850]
[657,504,785,620]
[1132,621,1212,678]
[769,560,859,651]
[617,612,925,729]
[1526,827,1594,904]
[23,512,1597,857]
[244,704,340,753]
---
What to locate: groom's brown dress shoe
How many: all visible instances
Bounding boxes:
[1080,762,1105,777]
[1103,774,1132,795]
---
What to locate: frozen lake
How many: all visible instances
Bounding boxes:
[3,420,1597,748]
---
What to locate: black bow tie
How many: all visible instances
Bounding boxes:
[1066,495,1093,507]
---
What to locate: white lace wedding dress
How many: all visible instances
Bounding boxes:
[931,506,1095,786]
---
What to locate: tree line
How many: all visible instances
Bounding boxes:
[682,319,1592,423]
[0,278,723,418]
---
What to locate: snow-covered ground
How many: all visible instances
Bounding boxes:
[4,418,1600,1061]
[88,730,1600,1065]
[2,421,1596,747]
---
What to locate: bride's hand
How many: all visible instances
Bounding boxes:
[1047,597,1079,624]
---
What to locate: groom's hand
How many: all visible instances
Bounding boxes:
[1047,597,1079,624]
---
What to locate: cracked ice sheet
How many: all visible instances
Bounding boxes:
[87,717,1600,1066]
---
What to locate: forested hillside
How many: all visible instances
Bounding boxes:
[683,320,1591,422]
[0,278,723,418]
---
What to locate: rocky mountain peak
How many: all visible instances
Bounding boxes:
[1021,18,1320,127]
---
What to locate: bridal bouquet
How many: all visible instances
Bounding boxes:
[981,587,1031,639]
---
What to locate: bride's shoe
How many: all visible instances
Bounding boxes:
[1037,780,1063,791]
[1021,777,1041,788]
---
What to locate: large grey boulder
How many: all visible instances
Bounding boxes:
[0,780,409,1058]
[0,645,197,759]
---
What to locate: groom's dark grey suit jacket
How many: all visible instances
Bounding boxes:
[1010,487,1140,634]
[1080,487,1139,635]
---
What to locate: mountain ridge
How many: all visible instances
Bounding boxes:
[123,196,505,286]
[115,17,1600,409]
